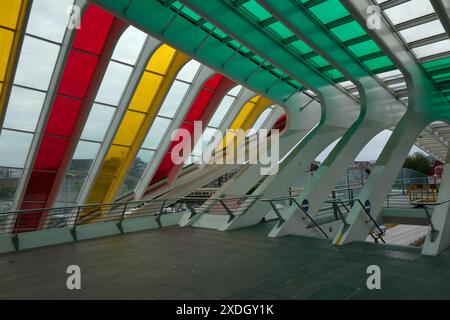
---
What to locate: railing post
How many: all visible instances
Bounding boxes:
[423,205,439,242]
[219,198,235,223]
[346,169,352,204]
[334,201,350,233]
[292,199,328,238]
[156,200,166,228]
[288,187,293,206]
[356,199,385,244]
[116,203,128,234]
[267,200,285,227]
[185,200,197,219]
[11,212,20,251]
[332,191,338,220]
[240,196,259,217]
[70,207,81,241]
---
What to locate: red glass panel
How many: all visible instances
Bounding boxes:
[149,75,236,188]
[33,136,69,171]
[45,95,82,137]
[166,122,194,155]
[72,5,114,55]
[184,89,213,122]
[272,115,287,132]
[150,152,173,184]
[21,171,57,202]
[17,6,119,231]
[58,50,99,99]
[203,74,223,89]
[15,201,45,232]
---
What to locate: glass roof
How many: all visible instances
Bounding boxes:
[374,0,450,101]
[157,0,304,90]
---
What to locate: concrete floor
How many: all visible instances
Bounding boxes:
[1,223,450,299]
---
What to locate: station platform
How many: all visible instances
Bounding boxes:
[1,223,449,300]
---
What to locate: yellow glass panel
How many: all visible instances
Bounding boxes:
[113,111,145,146]
[220,96,273,150]
[101,145,131,177]
[85,176,116,207]
[0,28,14,82]
[85,49,189,206]
[0,0,22,29]
[231,101,256,130]
[128,71,163,112]
[146,44,176,74]
[0,82,3,95]
[250,95,259,103]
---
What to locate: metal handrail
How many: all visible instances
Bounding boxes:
[261,197,329,238]
[411,199,450,242]
[335,198,386,244]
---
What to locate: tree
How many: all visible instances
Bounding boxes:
[403,152,432,175]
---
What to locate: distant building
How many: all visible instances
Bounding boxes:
[0,167,21,179]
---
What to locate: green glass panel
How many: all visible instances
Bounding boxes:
[203,22,215,31]
[252,55,264,63]
[364,56,393,70]
[267,21,295,39]
[423,57,450,72]
[326,69,344,79]
[229,39,241,48]
[308,55,329,68]
[181,6,202,21]
[309,0,349,24]
[240,46,251,54]
[241,0,271,21]
[212,28,228,39]
[289,79,302,88]
[290,40,313,54]
[348,40,380,57]
[272,67,284,77]
[434,73,450,81]
[331,21,366,42]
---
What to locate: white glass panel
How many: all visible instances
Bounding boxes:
[388,82,407,90]
[249,108,273,134]
[157,80,190,118]
[208,95,236,128]
[338,80,354,89]
[227,85,242,97]
[400,20,446,43]
[0,130,33,168]
[413,39,450,58]
[14,36,60,90]
[95,61,133,106]
[3,86,46,132]
[192,127,218,157]
[377,69,403,81]
[384,0,435,25]
[112,26,147,65]
[70,140,101,172]
[80,103,115,142]
[141,116,171,150]
[176,60,201,83]
[26,0,74,43]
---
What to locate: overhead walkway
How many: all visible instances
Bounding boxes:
[2,222,450,299]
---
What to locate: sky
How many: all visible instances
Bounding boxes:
[315,129,427,163]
